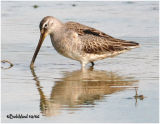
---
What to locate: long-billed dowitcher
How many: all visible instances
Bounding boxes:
[30,16,139,68]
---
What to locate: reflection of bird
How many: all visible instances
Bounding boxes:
[30,16,139,68]
[30,68,138,117]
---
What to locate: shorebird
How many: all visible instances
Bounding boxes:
[30,16,139,68]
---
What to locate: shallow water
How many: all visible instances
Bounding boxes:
[1,1,159,123]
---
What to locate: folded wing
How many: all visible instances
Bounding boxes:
[65,21,139,54]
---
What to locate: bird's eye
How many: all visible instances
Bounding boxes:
[44,24,47,28]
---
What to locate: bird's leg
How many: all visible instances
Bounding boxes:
[81,63,86,68]
[91,62,95,67]
[81,61,87,70]
[88,62,94,70]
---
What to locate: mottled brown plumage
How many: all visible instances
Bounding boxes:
[66,21,139,54]
[30,16,139,68]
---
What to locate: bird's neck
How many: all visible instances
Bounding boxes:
[50,24,65,41]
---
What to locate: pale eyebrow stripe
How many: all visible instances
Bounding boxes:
[42,20,49,28]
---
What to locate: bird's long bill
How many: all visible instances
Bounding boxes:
[30,31,47,68]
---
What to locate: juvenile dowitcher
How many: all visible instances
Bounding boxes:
[30,16,139,68]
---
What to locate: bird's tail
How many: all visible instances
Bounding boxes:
[122,41,140,49]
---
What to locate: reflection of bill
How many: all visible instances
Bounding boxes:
[30,68,138,117]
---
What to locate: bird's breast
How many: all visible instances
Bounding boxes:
[50,32,83,61]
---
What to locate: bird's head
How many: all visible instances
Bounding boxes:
[39,16,63,35]
[30,16,63,68]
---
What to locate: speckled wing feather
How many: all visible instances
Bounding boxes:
[65,21,139,54]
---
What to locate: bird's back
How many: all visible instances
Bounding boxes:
[65,21,139,55]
